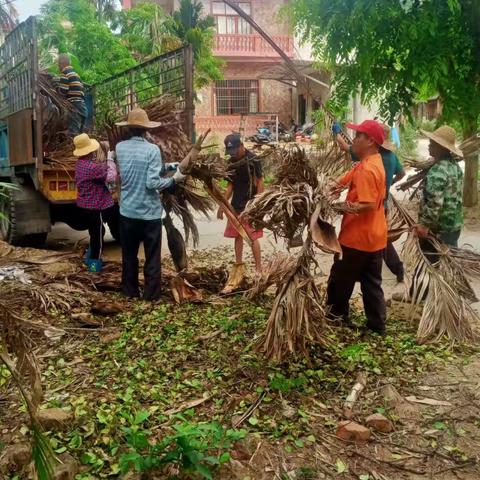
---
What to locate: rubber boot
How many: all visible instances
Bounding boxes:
[86,258,103,273]
[83,246,91,265]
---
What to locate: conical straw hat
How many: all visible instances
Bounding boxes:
[115,108,161,129]
[420,125,463,158]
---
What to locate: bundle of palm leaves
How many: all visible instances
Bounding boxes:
[391,198,478,344]
[39,72,74,158]
[244,108,352,361]
[254,237,327,362]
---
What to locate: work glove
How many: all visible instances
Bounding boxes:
[165,162,179,172]
[332,122,342,135]
[173,170,187,184]
[107,150,116,161]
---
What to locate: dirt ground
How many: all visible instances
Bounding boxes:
[2,137,480,479]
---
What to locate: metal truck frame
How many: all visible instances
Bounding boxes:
[0,16,194,246]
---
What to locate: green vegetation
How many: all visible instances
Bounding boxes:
[4,296,470,478]
[37,0,223,88]
[290,0,480,134]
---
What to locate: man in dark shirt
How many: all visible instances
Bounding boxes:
[56,54,87,135]
[218,133,264,274]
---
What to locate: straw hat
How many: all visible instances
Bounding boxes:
[421,125,463,158]
[73,133,100,157]
[115,108,161,129]
[381,124,396,152]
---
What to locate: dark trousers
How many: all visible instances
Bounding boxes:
[81,206,116,259]
[410,230,461,299]
[327,245,386,333]
[383,241,404,280]
[69,101,87,135]
[120,215,162,301]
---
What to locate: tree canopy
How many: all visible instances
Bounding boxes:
[291,0,480,134]
[38,0,136,83]
[38,0,223,89]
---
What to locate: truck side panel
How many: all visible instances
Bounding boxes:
[0,17,39,168]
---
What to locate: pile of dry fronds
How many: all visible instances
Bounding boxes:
[38,72,78,172]
[103,95,191,163]
[243,145,355,249]
[244,107,352,361]
[253,238,327,362]
[391,198,478,344]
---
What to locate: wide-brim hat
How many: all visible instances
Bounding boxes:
[380,124,396,152]
[421,125,463,158]
[115,108,161,129]
[73,133,100,157]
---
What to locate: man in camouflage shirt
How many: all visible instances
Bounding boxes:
[416,125,464,248]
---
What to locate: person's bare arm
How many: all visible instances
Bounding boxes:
[335,133,350,153]
[217,182,233,219]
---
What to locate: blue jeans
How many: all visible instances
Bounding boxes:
[69,101,87,135]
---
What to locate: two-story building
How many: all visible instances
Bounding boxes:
[121,0,315,138]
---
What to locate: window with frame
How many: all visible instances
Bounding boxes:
[215,80,259,115]
[212,2,251,34]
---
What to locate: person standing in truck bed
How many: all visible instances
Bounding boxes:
[56,54,87,135]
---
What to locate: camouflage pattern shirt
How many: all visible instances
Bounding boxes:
[419,156,463,233]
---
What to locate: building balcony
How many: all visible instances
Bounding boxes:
[213,34,294,59]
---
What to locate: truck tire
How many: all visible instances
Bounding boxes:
[0,184,50,247]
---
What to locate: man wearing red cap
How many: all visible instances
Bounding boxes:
[327,120,388,334]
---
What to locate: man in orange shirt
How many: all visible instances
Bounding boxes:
[327,120,388,334]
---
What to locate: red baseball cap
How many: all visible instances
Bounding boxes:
[346,120,385,146]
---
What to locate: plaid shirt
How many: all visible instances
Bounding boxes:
[75,158,114,210]
[116,136,174,220]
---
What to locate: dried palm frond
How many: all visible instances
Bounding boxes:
[255,237,327,362]
[247,253,298,299]
[391,197,477,344]
[39,72,73,155]
[243,182,314,241]
[402,233,475,344]
[273,145,318,187]
[0,302,56,479]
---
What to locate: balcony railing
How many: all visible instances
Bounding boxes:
[214,34,294,58]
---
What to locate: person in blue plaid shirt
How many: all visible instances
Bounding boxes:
[73,133,115,273]
[115,108,186,301]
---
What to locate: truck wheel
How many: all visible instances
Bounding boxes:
[0,187,48,247]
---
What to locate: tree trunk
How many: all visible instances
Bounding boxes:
[463,153,479,207]
[463,125,478,207]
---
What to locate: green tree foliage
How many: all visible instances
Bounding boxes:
[89,0,118,22]
[113,3,179,60]
[169,0,224,88]
[38,0,136,83]
[291,0,480,134]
